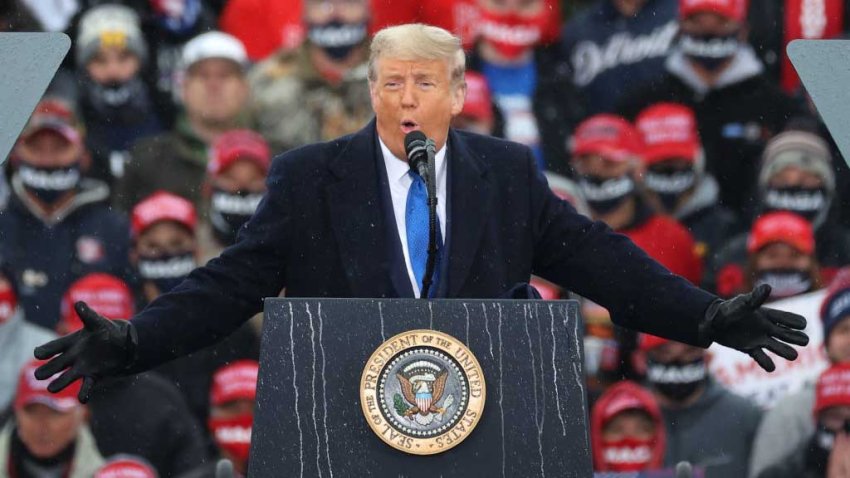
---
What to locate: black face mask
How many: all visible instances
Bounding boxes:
[646,357,708,402]
[645,169,697,212]
[137,252,196,294]
[754,269,812,300]
[17,163,81,204]
[579,174,635,214]
[79,76,155,124]
[763,186,828,224]
[807,424,839,472]
[209,188,264,246]
[308,20,368,60]
[679,32,740,72]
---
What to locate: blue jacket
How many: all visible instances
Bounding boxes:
[131,121,717,368]
[0,178,131,329]
[560,0,679,115]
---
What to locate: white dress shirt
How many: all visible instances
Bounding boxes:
[379,137,447,297]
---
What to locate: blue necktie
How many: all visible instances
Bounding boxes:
[406,170,442,296]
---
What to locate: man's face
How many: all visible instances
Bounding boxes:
[211,159,267,194]
[304,0,368,25]
[133,222,196,261]
[819,405,850,433]
[15,404,84,459]
[572,154,633,179]
[16,130,81,169]
[370,56,465,160]
[211,398,255,419]
[601,410,655,441]
[680,12,742,38]
[754,243,813,272]
[647,341,705,364]
[768,166,825,189]
[182,59,248,126]
[86,46,140,84]
[827,317,850,363]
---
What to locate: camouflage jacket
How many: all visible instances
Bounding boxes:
[248,44,374,154]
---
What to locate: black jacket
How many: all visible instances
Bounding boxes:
[129,121,717,370]
[89,372,210,477]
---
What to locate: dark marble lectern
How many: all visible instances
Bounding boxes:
[249,299,592,477]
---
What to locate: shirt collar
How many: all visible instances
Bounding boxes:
[378,135,447,183]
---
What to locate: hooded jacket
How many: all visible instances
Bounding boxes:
[0,177,131,329]
[591,380,667,471]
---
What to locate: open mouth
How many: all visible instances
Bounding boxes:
[400,120,420,134]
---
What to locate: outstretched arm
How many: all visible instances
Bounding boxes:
[35,156,294,401]
[526,149,808,371]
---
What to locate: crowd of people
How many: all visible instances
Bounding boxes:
[0,0,850,476]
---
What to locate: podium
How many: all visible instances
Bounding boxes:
[249,299,592,477]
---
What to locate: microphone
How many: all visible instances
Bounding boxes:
[404,131,430,179]
[403,130,439,299]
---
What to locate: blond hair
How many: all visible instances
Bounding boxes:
[368,23,466,88]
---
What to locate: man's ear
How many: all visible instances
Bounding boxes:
[450,82,467,117]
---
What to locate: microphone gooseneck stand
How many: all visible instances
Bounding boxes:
[420,139,438,299]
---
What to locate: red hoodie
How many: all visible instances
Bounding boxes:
[591,381,666,472]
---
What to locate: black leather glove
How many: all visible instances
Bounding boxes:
[699,284,809,372]
[33,301,138,403]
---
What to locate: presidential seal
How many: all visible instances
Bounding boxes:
[360,329,486,455]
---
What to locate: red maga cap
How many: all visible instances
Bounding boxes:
[814,364,850,415]
[14,359,81,412]
[209,129,271,177]
[636,103,700,166]
[747,211,815,255]
[572,114,643,163]
[131,191,197,238]
[461,71,494,122]
[679,0,748,22]
[95,456,158,478]
[210,360,259,406]
[60,273,134,334]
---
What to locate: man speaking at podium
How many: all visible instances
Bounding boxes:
[35,24,808,402]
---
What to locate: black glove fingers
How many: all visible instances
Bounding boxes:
[769,323,810,347]
[749,349,776,373]
[78,377,96,404]
[33,332,80,360]
[746,284,772,309]
[75,301,107,330]
[34,352,75,380]
[46,368,82,394]
[763,337,798,361]
[764,308,808,331]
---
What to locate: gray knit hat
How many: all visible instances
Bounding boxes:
[758,130,835,193]
[76,5,147,66]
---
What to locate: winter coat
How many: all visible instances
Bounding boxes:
[0,178,131,329]
[88,372,211,477]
